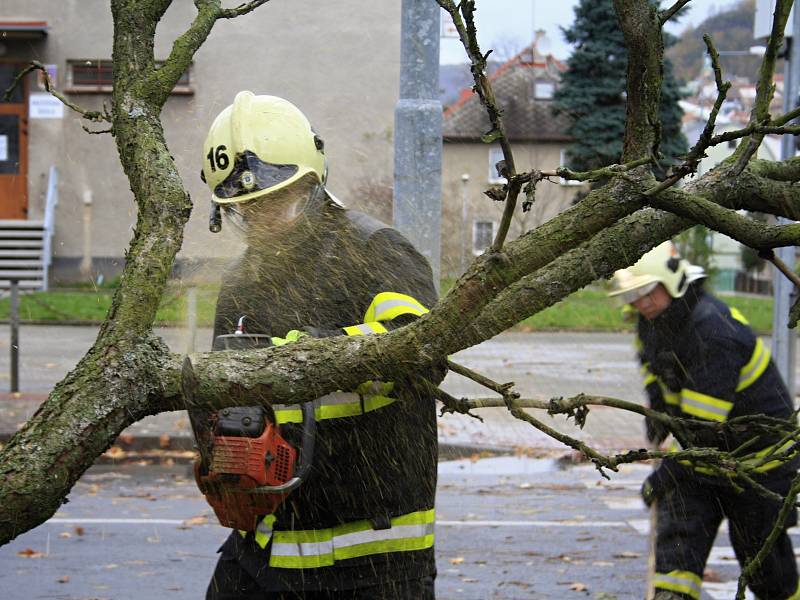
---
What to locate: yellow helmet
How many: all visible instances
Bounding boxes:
[608,241,700,303]
[201,91,326,205]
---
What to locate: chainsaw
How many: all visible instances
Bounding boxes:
[192,318,316,532]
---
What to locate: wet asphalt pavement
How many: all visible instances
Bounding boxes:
[0,458,784,600]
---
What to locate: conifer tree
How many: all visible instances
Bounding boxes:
[554,0,687,174]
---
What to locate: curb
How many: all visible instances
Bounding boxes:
[0,432,522,464]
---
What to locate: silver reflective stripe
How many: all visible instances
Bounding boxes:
[273,392,358,412]
[257,520,274,537]
[334,522,435,550]
[271,539,333,558]
[654,573,702,599]
[680,394,730,420]
[373,298,424,320]
[352,323,378,335]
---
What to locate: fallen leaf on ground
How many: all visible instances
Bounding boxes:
[58,532,72,539]
[103,446,127,459]
[74,526,85,536]
[17,548,44,558]
[181,515,208,528]
[449,556,465,565]
[612,551,640,559]
[57,575,70,583]
[569,582,589,592]
[461,577,479,583]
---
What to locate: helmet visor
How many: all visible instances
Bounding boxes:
[614,281,658,305]
[214,150,299,200]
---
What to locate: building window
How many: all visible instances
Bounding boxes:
[559,149,583,186]
[65,60,193,94]
[488,145,507,184]
[473,220,495,254]
[534,80,555,99]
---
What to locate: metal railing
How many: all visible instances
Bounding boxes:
[41,165,59,292]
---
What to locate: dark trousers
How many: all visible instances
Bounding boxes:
[655,476,798,600]
[206,554,436,600]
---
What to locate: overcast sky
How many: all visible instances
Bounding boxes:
[440,0,744,64]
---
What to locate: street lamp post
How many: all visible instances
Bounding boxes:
[461,173,470,274]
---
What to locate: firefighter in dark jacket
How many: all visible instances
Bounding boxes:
[609,241,799,600]
[195,92,439,599]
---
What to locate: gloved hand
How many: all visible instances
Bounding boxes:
[641,459,685,507]
[644,383,669,445]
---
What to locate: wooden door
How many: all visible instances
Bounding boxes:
[0,62,28,219]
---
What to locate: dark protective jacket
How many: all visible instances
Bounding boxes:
[638,284,800,600]
[638,283,795,472]
[207,194,439,592]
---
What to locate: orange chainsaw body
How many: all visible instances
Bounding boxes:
[195,418,297,532]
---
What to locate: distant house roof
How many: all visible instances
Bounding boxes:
[443,40,572,143]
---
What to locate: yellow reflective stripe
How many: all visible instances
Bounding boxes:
[658,381,680,406]
[266,509,435,567]
[745,439,798,473]
[254,514,276,548]
[271,330,308,346]
[274,393,397,424]
[364,292,429,323]
[788,580,800,600]
[269,528,335,567]
[343,322,389,336]
[653,570,702,600]
[640,364,658,386]
[729,307,750,325]
[680,389,733,422]
[736,338,771,392]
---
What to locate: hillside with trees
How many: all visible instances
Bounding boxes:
[668,0,771,82]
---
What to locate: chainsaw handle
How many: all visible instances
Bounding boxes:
[239,400,316,496]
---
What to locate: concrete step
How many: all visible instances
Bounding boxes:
[0,270,44,279]
[0,240,44,249]
[0,249,43,258]
[0,219,44,229]
[0,230,44,239]
[0,260,44,269]
[0,279,43,290]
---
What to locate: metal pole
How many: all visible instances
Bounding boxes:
[394,0,443,291]
[186,287,198,354]
[460,173,470,274]
[10,280,19,393]
[772,12,800,398]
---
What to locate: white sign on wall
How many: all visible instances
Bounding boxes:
[29,93,64,119]
[0,135,7,161]
[441,10,459,38]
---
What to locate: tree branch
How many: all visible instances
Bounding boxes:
[731,0,793,174]
[219,0,271,18]
[737,473,800,598]
[613,0,664,162]
[435,0,520,251]
[659,0,692,26]
[2,61,111,123]
[649,189,800,250]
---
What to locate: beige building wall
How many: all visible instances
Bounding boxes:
[3,0,400,280]
[441,140,584,276]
